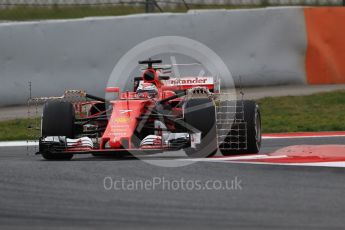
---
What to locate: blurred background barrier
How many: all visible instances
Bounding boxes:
[0,7,307,106]
[1,2,345,106]
[304,7,345,84]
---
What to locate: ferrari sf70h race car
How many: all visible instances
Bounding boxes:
[33,59,261,160]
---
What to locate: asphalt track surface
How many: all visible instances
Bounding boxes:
[1,137,345,230]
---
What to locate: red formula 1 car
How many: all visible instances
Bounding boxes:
[35,59,261,160]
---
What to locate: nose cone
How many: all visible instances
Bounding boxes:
[101,100,150,149]
[109,138,122,148]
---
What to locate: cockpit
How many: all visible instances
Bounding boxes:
[136,82,158,99]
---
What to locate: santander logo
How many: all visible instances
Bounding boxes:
[166,77,213,86]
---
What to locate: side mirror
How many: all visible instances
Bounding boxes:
[106,87,120,93]
[106,87,120,100]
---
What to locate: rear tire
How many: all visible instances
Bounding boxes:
[219,100,261,156]
[183,98,218,158]
[41,100,74,160]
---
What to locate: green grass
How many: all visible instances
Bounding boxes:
[0,118,40,141]
[0,5,261,21]
[258,90,345,133]
[1,90,345,141]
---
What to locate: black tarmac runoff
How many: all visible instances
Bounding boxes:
[0,136,345,230]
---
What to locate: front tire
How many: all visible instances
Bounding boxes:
[40,100,75,160]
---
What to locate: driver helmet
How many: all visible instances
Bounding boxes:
[136,82,158,98]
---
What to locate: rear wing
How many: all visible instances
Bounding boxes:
[163,76,220,92]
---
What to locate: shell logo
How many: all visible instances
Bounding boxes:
[114,117,130,123]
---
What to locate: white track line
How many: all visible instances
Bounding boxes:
[218,160,345,168]
[182,154,287,162]
[262,134,345,139]
[0,141,38,147]
[179,156,345,168]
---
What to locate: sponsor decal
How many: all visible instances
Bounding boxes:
[113,132,127,136]
[120,109,132,114]
[165,77,213,86]
[114,117,130,123]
